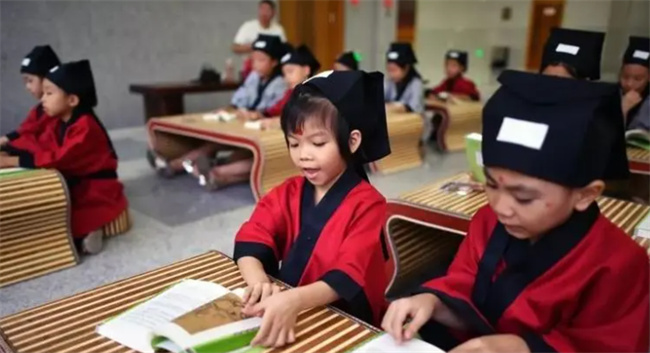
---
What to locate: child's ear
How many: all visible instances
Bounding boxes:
[348,130,362,154]
[574,180,605,211]
[67,94,80,108]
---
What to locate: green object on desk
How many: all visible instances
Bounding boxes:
[465,133,486,183]
[0,167,31,179]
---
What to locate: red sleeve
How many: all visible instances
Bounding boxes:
[16,106,41,136]
[263,89,291,117]
[528,245,649,353]
[430,79,448,95]
[457,78,480,101]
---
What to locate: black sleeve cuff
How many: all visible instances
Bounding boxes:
[469,93,480,101]
[17,151,35,168]
[321,269,362,302]
[522,332,556,353]
[6,131,20,141]
[404,104,414,112]
[233,241,279,277]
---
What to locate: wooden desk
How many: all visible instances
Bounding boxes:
[384,173,650,295]
[628,147,650,175]
[130,81,240,123]
[0,251,378,353]
[0,169,78,288]
[425,99,483,152]
[148,112,424,200]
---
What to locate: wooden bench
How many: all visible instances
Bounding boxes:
[384,173,650,295]
[425,99,483,152]
[0,169,79,288]
[148,112,424,200]
[0,251,378,353]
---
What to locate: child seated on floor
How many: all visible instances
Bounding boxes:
[233,70,391,348]
[620,36,649,129]
[0,60,129,255]
[334,51,361,71]
[384,42,424,114]
[0,45,60,151]
[540,27,604,80]
[381,70,648,353]
[148,34,287,181]
[427,50,480,102]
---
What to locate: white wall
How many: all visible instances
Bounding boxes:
[344,0,398,72]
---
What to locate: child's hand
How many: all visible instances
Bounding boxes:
[381,293,438,343]
[250,289,301,347]
[449,334,530,353]
[241,282,281,315]
[0,155,19,168]
[622,90,643,116]
[0,136,8,146]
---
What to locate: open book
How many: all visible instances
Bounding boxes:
[464,133,485,183]
[626,129,650,151]
[97,280,262,353]
[350,333,445,353]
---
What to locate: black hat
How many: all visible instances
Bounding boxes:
[281,44,321,75]
[445,50,468,70]
[336,51,360,71]
[252,34,286,60]
[386,42,417,66]
[541,28,605,80]
[482,70,629,188]
[623,36,650,68]
[20,45,60,77]
[46,60,98,107]
[294,70,390,163]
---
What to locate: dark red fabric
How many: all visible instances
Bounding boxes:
[429,75,480,101]
[263,88,292,117]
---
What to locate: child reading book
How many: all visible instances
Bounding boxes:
[540,27,604,80]
[620,36,649,130]
[0,45,60,150]
[427,50,480,101]
[334,51,360,71]
[384,42,423,114]
[0,60,128,254]
[381,70,648,352]
[233,70,391,347]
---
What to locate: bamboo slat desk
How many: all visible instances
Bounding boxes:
[384,173,650,296]
[0,251,378,353]
[0,169,78,288]
[148,112,423,200]
[628,147,650,175]
[425,99,483,152]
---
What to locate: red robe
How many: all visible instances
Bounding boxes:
[418,204,649,352]
[429,75,480,101]
[5,104,55,149]
[15,112,128,238]
[262,88,292,117]
[234,168,389,325]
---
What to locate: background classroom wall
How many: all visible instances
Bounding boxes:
[344,0,398,72]
[415,0,650,98]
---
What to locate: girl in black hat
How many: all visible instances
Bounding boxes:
[1,45,60,150]
[234,70,391,348]
[384,42,424,114]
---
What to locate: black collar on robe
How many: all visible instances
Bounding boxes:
[394,67,420,102]
[472,202,600,326]
[250,66,283,110]
[278,167,362,286]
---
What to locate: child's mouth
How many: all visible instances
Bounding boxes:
[302,168,320,179]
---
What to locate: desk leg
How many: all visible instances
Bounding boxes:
[142,94,184,122]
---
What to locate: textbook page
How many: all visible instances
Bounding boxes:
[351,333,446,353]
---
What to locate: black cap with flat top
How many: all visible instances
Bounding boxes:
[541,28,605,80]
[46,60,98,108]
[252,34,286,60]
[446,50,468,70]
[281,44,321,76]
[336,51,360,71]
[386,42,418,66]
[20,45,60,77]
[482,70,629,188]
[623,36,650,68]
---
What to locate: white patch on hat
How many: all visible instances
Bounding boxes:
[22,58,31,67]
[303,70,333,84]
[633,50,650,60]
[448,51,459,58]
[49,66,59,73]
[254,41,267,49]
[281,53,291,63]
[555,43,580,55]
[387,51,399,60]
[496,117,549,150]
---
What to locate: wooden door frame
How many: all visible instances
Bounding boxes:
[525,0,566,71]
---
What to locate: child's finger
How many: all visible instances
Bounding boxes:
[288,328,296,344]
[274,328,287,348]
[248,285,263,305]
[391,307,411,343]
[242,286,253,303]
[261,284,273,301]
[405,309,429,340]
[251,314,271,346]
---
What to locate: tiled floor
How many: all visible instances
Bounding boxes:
[0,126,468,317]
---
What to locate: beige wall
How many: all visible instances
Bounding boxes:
[344,0,398,72]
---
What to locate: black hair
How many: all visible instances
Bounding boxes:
[259,0,276,11]
[281,89,354,164]
[541,61,581,79]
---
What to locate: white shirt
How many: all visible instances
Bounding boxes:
[233,19,286,45]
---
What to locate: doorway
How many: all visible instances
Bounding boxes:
[525,0,565,71]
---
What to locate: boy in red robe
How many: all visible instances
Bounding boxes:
[0,60,128,255]
[0,45,60,150]
[427,50,480,101]
[382,71,648,352]
[234,70,391,348]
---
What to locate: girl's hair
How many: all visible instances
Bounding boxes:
[280,89,353,165]
[542,61,580,79]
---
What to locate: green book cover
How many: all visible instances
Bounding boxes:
[465,133,485,183]
[626,129,650,151]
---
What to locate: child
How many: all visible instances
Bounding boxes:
[0,45,60,149]
[540,27,605,80]
[193,45,321,189]
[381,71,648,352]
[234,70,391,347]
[334,51,360,71]
[384,42,424,114]
[0,60,129,255]
[149,34,287,178]
[620,36,649,129]
[427,50,480,101]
